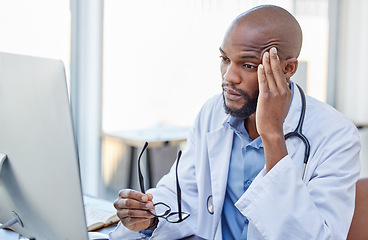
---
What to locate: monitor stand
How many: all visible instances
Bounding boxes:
[0,153,6,173]
[0,153,24,230]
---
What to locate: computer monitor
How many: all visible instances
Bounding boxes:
[0,52,89,239]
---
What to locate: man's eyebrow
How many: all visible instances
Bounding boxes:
[219,47,225,54]
[219,47,259,59]
[239,55,258,59]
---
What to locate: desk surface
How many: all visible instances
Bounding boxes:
[0,228,206,240]
[0,225,115,239]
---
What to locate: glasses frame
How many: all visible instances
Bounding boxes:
[138,142,190,223]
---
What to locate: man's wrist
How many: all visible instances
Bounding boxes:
[139,217,158,237]
[146,217,159,230]
[259,129,284,143]
[261,132,288,172]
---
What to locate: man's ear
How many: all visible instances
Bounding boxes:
[282,58,298,79]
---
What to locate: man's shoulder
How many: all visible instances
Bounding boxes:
[306,96,349,121]
[194,93,227,129]
[305,95,358,136]
[202,94,224,110]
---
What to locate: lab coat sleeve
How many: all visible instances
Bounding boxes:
[147,118,199,239]
[109,119,200,240]
[148,95,225,239]
[235,126,360,239]
[109,222,150,240]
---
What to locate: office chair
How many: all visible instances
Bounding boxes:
[347,178,368,240]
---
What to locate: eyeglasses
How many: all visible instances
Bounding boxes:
[138,142,190,223]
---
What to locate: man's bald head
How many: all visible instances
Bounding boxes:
[228,5,302,60]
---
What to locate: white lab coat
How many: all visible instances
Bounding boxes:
[109,85,361,240]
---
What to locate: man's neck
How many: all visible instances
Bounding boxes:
[244,115,259,140]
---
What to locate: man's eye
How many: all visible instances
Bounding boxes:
[219,56,230,63]
[243,64,257,69]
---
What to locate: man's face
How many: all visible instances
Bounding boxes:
[220,21,278,119]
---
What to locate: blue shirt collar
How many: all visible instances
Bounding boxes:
[227,116,263,149]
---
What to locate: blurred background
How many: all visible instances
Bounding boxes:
[1,0,367,201]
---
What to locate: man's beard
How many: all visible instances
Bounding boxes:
[222,86,259,119]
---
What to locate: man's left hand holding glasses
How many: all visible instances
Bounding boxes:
[114,142,189,233]
[114,189,157,232]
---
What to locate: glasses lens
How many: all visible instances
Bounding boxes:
[151,202,171,217]
[166,212,190,223]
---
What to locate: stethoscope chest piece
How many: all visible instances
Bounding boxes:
[207,195,214,214]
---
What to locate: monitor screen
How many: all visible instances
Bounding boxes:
[0,52,89,239]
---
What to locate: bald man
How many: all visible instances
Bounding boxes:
[110,5,360,240]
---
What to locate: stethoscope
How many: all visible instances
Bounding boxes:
[207,83,310,215]
[284,83,310,180]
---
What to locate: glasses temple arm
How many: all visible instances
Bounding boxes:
[138,142,149,193]
[175,150,183,220]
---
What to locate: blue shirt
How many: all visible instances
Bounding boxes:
[221,83,294,239]
[221,117,265,239]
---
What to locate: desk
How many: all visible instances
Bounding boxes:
[0,228,207,240]
[0,225,116,239]
[103,125,189,189]
[0,228,16,239]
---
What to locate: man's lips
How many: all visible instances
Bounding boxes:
[223,88,242,101]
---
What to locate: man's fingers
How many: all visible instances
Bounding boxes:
[122,217,149,228]
[262,51,277,91]
[146,193,153,201]
[115,189,156,232]
[269,47,288,90]
[257,64,268,94]
[118,189,149,202]
[114,198,154,211]
[117,208,154,220]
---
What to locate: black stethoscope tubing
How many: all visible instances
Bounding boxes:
[284,84,310,179]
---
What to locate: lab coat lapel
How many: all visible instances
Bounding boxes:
[207,123,233,238]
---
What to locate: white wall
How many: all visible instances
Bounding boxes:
[335,0,368,125]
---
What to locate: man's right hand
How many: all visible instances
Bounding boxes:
[113,189,156,232]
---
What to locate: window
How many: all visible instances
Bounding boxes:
[0,0,70,84]
[103,0,329,132]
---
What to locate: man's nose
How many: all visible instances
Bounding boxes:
[223,63,241,84]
